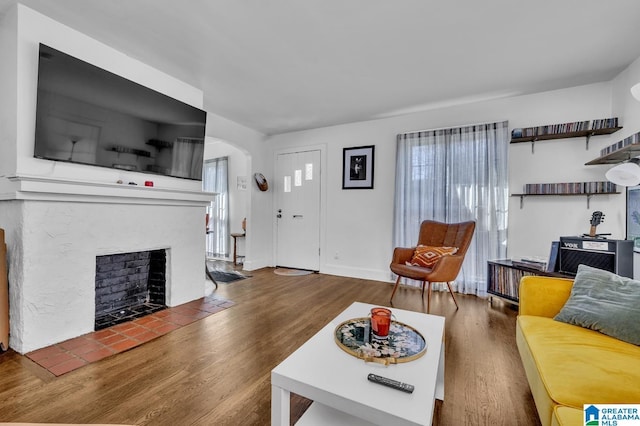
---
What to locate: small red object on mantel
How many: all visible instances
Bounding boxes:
[144,181,154,187]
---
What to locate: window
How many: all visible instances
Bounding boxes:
[203,157,229,258]
[393,122,509,295]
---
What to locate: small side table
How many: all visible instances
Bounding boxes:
[230,233,245,265]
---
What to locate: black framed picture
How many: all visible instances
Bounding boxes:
[342,145,374,189]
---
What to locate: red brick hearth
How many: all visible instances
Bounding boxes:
[26,295,234,376]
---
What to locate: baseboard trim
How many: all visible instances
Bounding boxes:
[320,264,393,283]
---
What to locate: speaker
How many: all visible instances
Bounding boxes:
[559,237,633,278]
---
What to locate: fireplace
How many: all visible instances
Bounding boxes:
[0,176,213,354]
[0,6,216,354]
[95,249,167,330]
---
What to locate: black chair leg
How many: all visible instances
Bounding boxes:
[205,265,218,290]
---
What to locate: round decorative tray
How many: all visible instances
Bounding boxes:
[334,317,427,365]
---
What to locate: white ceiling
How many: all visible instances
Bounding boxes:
[2,0,640,135]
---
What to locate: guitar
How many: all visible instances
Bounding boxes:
[588,211,605,237]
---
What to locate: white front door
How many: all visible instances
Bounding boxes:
[276,150,321,271]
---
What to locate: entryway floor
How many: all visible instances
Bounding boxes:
[25,295,234,376]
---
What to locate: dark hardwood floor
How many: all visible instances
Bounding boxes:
[0,266,540,425]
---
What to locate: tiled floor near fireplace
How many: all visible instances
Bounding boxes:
[26,295,234,376]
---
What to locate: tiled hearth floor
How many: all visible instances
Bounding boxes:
[26,295,235,376]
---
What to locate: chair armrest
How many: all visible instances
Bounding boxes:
[518,276,574,318]
[391,247,415,265]
[427,254,465,282]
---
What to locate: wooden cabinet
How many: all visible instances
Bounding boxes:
[487,259,572,305]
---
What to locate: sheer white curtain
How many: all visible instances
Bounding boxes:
[171,137,204,179]
[393,121,509,296]
[203,157,229,258]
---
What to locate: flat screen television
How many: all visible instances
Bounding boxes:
[34,44,206,180]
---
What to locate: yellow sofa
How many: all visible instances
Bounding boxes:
[516,275,640,426]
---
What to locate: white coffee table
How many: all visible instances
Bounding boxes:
[271,301,445,426]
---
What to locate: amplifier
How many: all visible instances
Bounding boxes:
[558,237,633,278]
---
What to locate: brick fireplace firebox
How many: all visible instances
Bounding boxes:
[95,249,167,330]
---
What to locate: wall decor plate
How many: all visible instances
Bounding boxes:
[254,173,268,191]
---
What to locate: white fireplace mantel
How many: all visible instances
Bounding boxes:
[0,175,215,206]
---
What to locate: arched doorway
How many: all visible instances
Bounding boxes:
[203,138,250,263]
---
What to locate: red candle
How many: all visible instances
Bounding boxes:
[370,307,392,338]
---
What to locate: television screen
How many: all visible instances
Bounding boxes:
[34,44,206,180]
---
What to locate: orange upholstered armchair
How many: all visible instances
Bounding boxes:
[390,220,476,313]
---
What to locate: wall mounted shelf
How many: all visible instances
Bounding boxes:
[511,118,621,153]
[511,126,622,153]
[146,139,173,150]
[511,192,619,209]
[585,142,640,165]
[108,145,151,158]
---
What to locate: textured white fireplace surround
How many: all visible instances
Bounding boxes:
[1,176,213,354]
[0,5,217,354]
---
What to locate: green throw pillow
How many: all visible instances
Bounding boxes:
[554,264,640,346]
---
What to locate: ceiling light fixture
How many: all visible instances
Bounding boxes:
[605,158,640,186]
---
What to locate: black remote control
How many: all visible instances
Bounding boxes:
[367,373,414,393]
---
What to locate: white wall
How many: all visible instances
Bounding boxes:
[266,81,628,282]
[507,83,619,259]
[611,55,640,279]
[0,6,17,177]
[612,54,640,134]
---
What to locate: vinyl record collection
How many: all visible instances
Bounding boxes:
[599,130,640,157]
[591,117,619,130]
[522,181,616,195]
[487,263,540,301]
[511,117,618,140]
[510,258,547,271]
